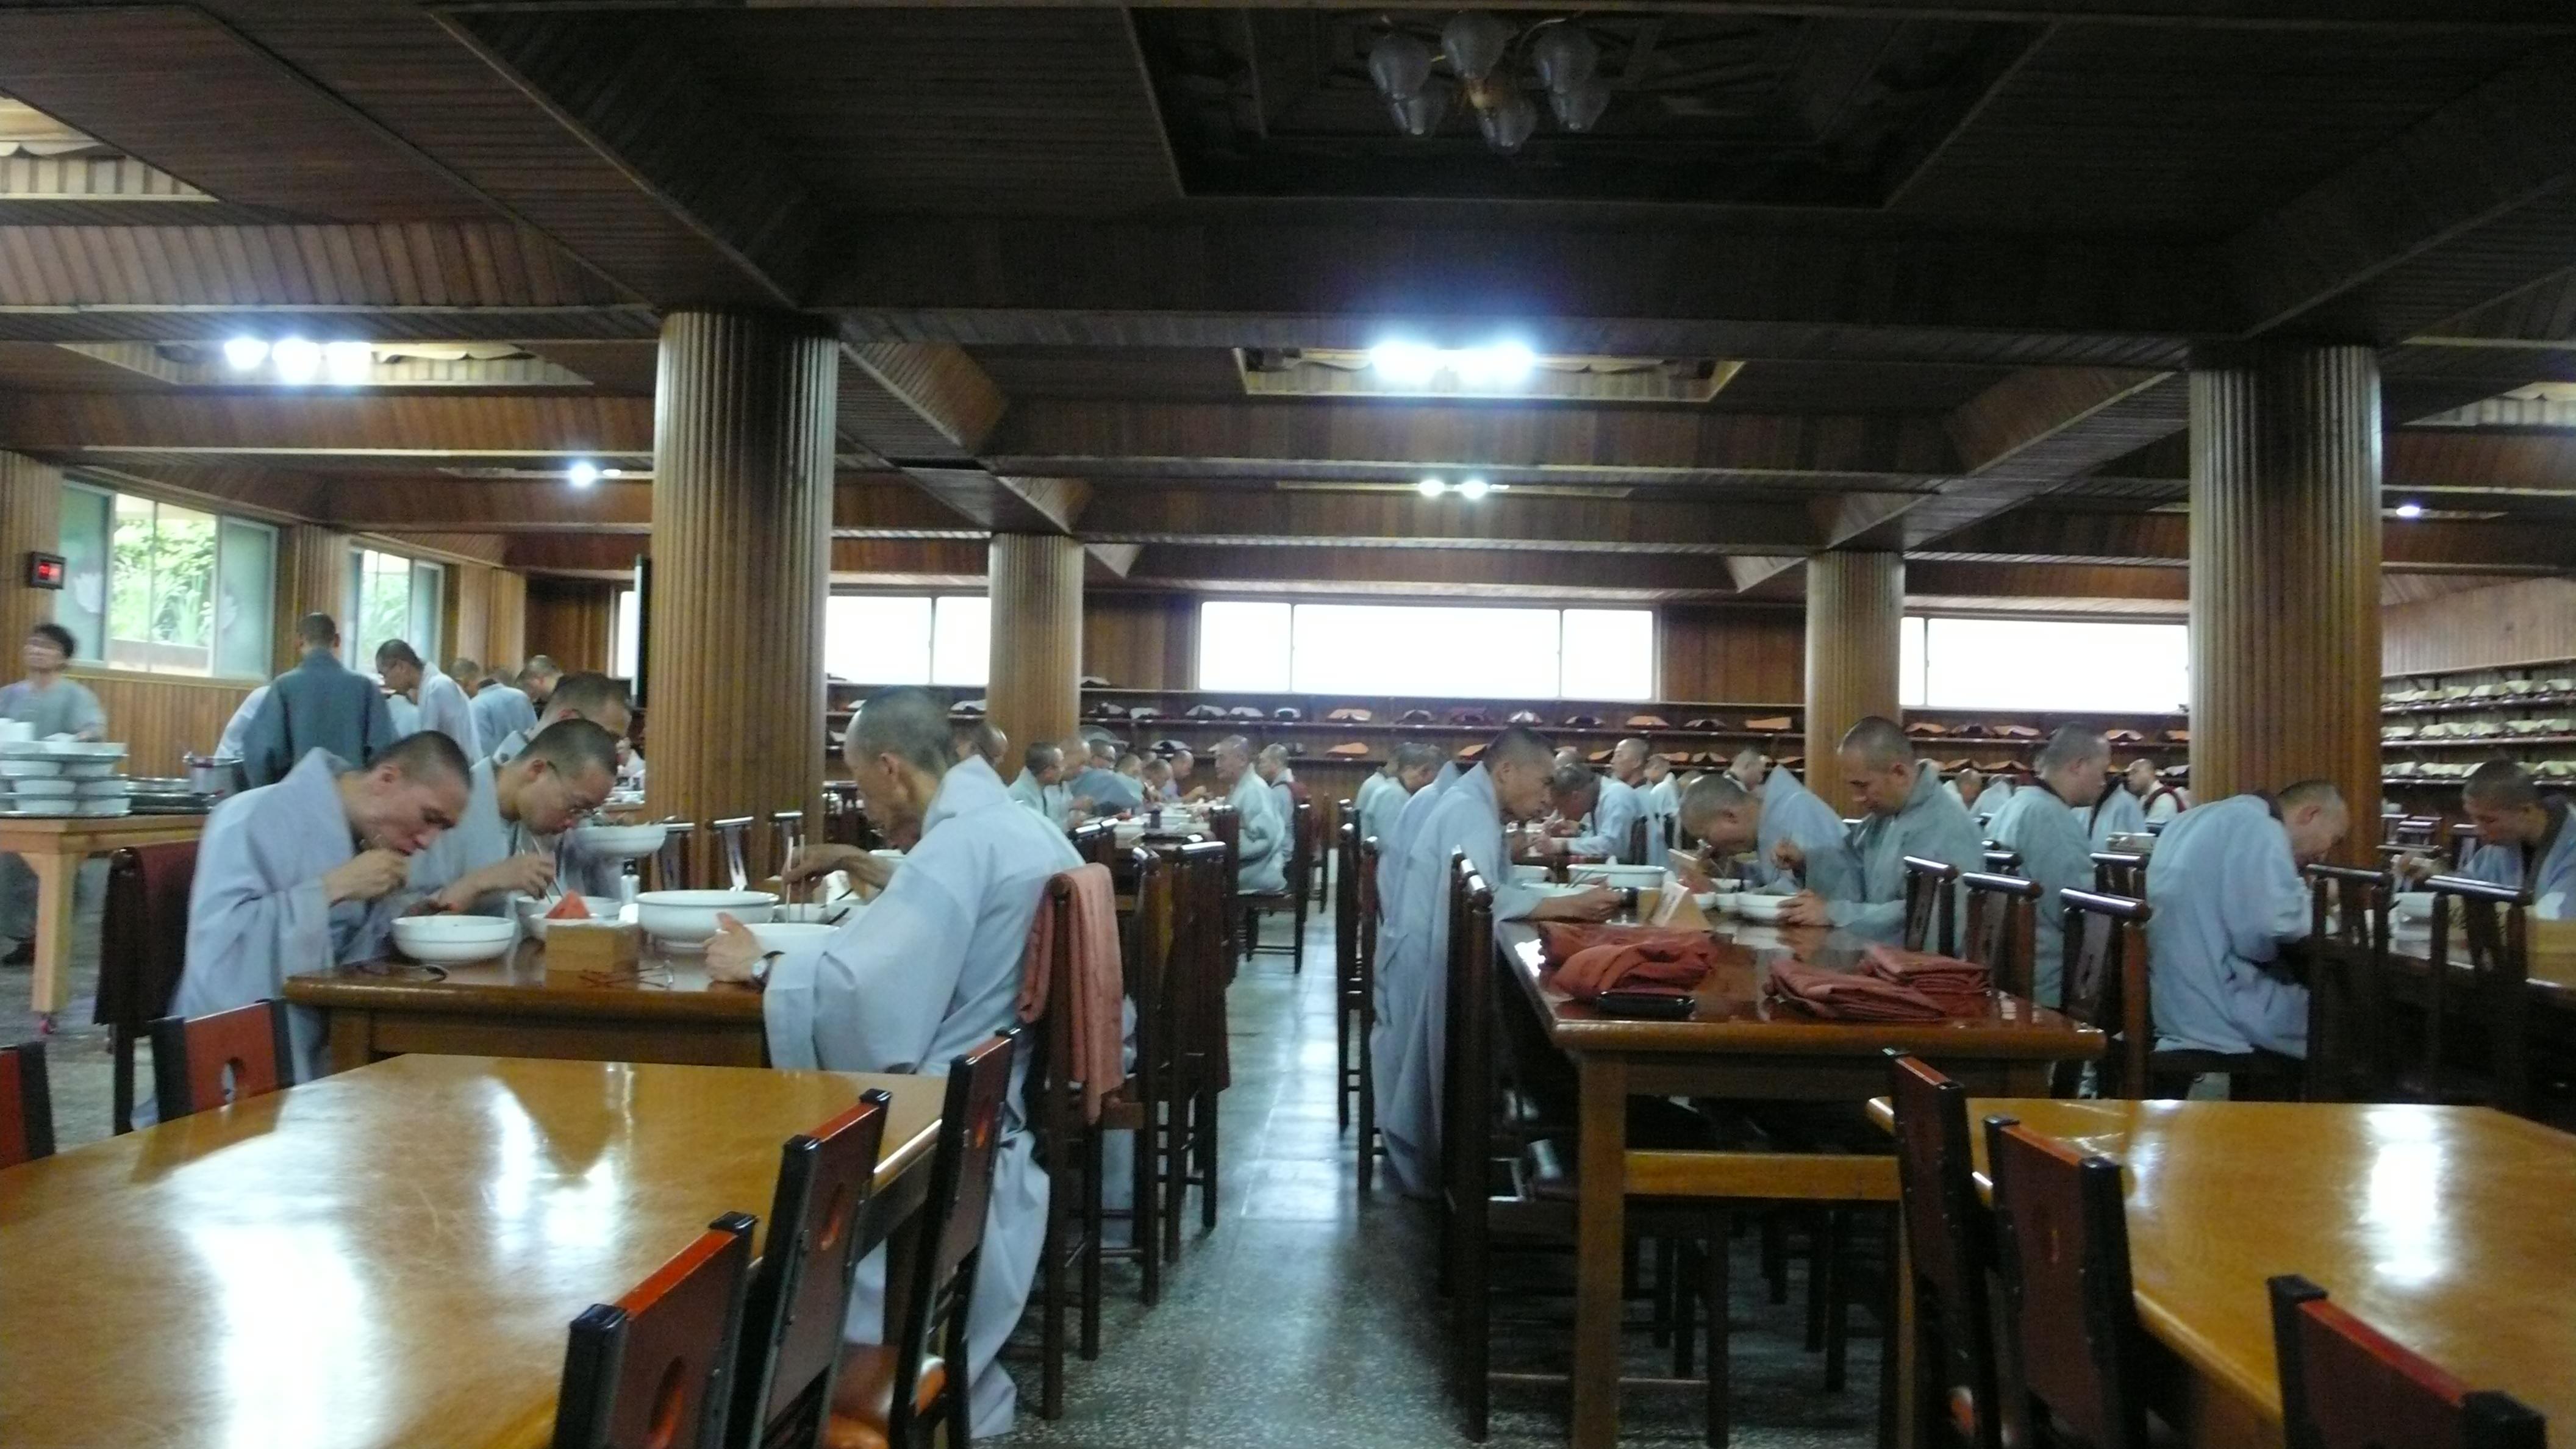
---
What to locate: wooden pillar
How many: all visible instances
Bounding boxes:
[0,451,63,654]
[1803,551,1904,815]
[488,570,528,669]
[273,523,352,670]
[2189,343,2381,856]
[986,534,1083,762]
[645,310,835,882]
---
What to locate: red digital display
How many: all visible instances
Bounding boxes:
[25,552,65,589]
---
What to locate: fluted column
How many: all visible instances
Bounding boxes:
[987,534,1083,762]
[2189,343,2381,857]
[274,523,354,670]
[646,310,836,883]
[1803,551,1905,815]
[0,451,63,656]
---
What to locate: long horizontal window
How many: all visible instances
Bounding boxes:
[1198,601,1655,699]
[825,594,989,687]
[1900,615,2189,713]
[59,481,276,679]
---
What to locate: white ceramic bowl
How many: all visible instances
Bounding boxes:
[748,921,839,956]
[570,822,669,860]
[1732,894,1789,923]
[7,799,73,817]
[74,800,130,817]
[0,759,62,778]
[635,889,777,946]
[515,894,626,941]
[1510,864,1551,884]
[38,741,126,760]
[774,901,862,925]
[59,761,120,780]
[2393,891,2436,924]
[12,778,75,797]
[1570,864,1666,890]
[392,915,518,965]
[74,778,129,797]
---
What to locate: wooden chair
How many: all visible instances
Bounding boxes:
[147,999,295,1120]
[1981,846,2023,874]
[1203,803,1240,970]
[1098,845,1175,1305]
[2057,889,2152,1099]
[653,821,703,893]
[2268,1275,2547,1449]
[1,1040,54,1168]
[1959,870,2042,1003]
[2089,851,2145,898]
[1625,812,1650,867]
[2414,875,2536,1116]
[556,1214,757,1449]
[713,816,759,892]
[2447,821,2482,871]
[728,1091,894,1449]
[1028,871,1112,1417]
[825,1032,1020,1449]
[1984,1117,2152,1449]
[1160,840,1230,1254]
[1903,855,1962,956]
[95,841,196,1133]
[1333,820,1361,1129]
[1886,1054,2002,1449]
[1353,834,1384,1192]
[823,782,866,848]
[2304,864,2395,1103]
[2391,815,2440,850]
[1243,799,1314,972]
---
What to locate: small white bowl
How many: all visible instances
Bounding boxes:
[0,759,63,778]
[73,800,130,817]
[1732,895,1789,923]
[1510,864,1551,884]
[7,800,73,817]
[38,741,126,760]
[515,894,626,941]
[59,761,120,779]
[570,822,669,860]
[2393,891,2436,924]
[12,778,76,797]
[74,778,130,797]
[1570,864,1666,890]
[748,921,839,957]
[635,889,777,946]
[392,914,518,965]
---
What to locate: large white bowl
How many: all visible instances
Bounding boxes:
[748,921,839,957]
[392,914,518,965]
[1731,894,1789,924]
[1570,864,1667,890]
[12,778,75,797]
[635,889,776,946]
[1510,864,1551,884]
[0,759,62,778]
[570,822,669,860]
[38,740,126,760]
[515,894,627,941]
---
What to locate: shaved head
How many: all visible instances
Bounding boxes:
[1487,725,1555,772]
[2276,779,2350,866]
[2464,759,2539,810]
[1837,716,1911,769]
[1680,773,1758,853]
[851,685,954,779]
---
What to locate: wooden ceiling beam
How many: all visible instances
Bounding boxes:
[1925,506,2576,573]
[1078,485,1819,553]
[0,392,651,457]
[1897,368,2189,546]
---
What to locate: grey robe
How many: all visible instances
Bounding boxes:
[242,649,398,788]
[1985,781,2092,1006]
[1007,768,1067,826]
[470,683,538,759]
[1756,769,1861,897]
[1376,760,1464,912]
[1229,768,1288,893]
[1357,774,1412,855]
[2461,797,2575,920]
[481,727,621,896]
[1829,760,1985,943]
[1567,775,1644,862]
[1370,764,1543,1197]
[415,664,481,760]
[168,750,401,1104]
[0,676,105,738]
[758,757,1077,1437]
[1067,764,1143,815]
[2084,786,2147,848]
[398,758,524,921]
[2143,793,2310,1057]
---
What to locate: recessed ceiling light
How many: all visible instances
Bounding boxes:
[270,337,320,383]
[1456,342,1536,387]
[1457,476,1491,500]
[2394,501,2424,520]
[1372,342,1442,387]
[599,467,623,479]
[323,341,371,384]
[221,337,268,371]
[1417,476,1447,498]
[568,461,600,489]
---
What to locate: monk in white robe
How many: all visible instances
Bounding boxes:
[1776,718,1982,938]
[707,687,1074,1437]
[2455,760,2576,919]
[400,719,620,919]
[1359,743,1442,854]
[1215,736,1287,893]
[376,640,481,760]
[1984,727,2112,1007]
[1541,761,1644,864]
[478,673,634,896]
[2144,782,2348,1061]
[2083,773,2147,848]
[1372,729,1615,1197]
[1375,757,1464,916]
[1007,742,1072,825]
[167,734,471,1102]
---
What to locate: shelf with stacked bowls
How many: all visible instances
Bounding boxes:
[0,740,131,817]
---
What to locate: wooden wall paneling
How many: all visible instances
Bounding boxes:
[989,534,1084,759]
[273,523,353,671]
[2189,345,2382,862]
[1082,591,1195,690]
[487,572,529,671]
[0,449,63,656]
[446,563,495,673]
[1656,605,1806,704]
[1803,553,1905,815]
[525,578,615,674]
[644,310,834,886]
[2383,577,2576,676]
[74,673,253,777]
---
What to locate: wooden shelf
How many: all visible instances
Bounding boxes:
[2383,733,2576,750]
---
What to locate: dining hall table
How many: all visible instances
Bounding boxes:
[0,810,209,1020]
[0,1053,946,1449]
[1862,1097,2576,1445]
[1497,892,2104,1449]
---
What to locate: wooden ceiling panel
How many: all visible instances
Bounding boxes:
[0,221,620,310]
[0,392,651,457]
[0,343,173,393]
[968,346,1248,402]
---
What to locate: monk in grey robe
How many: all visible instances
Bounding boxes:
[480,673,634,897]
[401,719,620,919]
[240,613,398,788]
[1984,726,2112,1006]
[1776,717,1983,939]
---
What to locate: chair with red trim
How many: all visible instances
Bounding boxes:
[2268,1274,2546,1449]
[1,1040,55,1167]
[554,1214,757,1449]
[146,998,295,1120]
[1886,1053,2002,1449]
[96,841,197,1133]
[727,1091,895,1449]
[1983,1117,2154,1449]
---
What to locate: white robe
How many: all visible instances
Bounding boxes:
[1007,768,1067,826]
[214,684,270,760]
[2142,793,2311,1058]
[386,694,421,739]
[415,664,482,761]
[1370,764,1542,1198]
[2084,786,2147,848]
[167,749,401,1106]
[1229,768,1288,894]
[759,757,1076,1439]
[1353,770,1394,827]
[1567,775,1644,863]
[1375,761,1462,918]
[2142,787,2187,825]
[1985,782,2092,1007]
[1357,775,1412,854]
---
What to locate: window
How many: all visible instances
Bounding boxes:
[1197,601,1655,699]
[822,594,989,687]
[56,481,276,678]
[610,587,640,680]
[348,548,443,674]
[1902,615,2189,713]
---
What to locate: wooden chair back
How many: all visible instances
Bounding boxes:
[1334,820,1359,992]
[2268,1275,2548,1449]
[1903,855,1961,956]
[148,999,295,1120]
[730,1092,894,1449]
[2422,874,2534,1115]
[2447,822,2482,872]
[712,816,758,892]
[2305,864,2395,1102]
[1625,812,1648,866]
[2090,850,2145,898]
[770,811,807,880]
[653,822,702,893]
[1981,846,2023,874]
[1886,1053,2001,1449]
[1984,1117,2150,1449]
[1355,832,1383,1191]
[1170,839,1233,1095]
[2391,816,2441,849]
[0,1040,54,1168]
[1440,856,1498,1308]
[1068,818,1115,868]
[97,841,198,1133]
[555,1214,756,1449]
[1204,803,1240,961]
[1285,799,1316,898]
[2058,889,2150,1099]
[879,1032,1020,1449]
[1959,870,2042,1003]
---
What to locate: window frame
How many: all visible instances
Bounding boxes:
[59,476,280,683]
[346,545,445,678]
[1904,612,2191,714]
[823,590,992,688]
[1195,598,1658,701]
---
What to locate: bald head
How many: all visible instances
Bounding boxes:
[1838,716,1911,770]
[1548,762,1602,807]
[850,685,954,779]
[296,612,340,649]
[2464,759,2539,811]
[2275,779,2350,866]
[1610,737,1648,781]
[1728,748,1768,789]
[1486,725,1560,821]
[2035,724,2111,808]
[1680,773,1758,853]
[1837,715,1919,816]
[542,671,631,736]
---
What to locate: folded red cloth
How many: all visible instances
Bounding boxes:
[1534,923,1708,970]
[1767,960,1950,1022]
[1535,923,1721,1002]
[1860,945,1991,1011]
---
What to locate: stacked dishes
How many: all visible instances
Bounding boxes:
[0,739,131,817]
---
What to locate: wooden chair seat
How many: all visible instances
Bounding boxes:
[148,998,295,1120]
[1,1040,54,1167]
[820,1345,948,1449]
[2144,1045,2303,1100]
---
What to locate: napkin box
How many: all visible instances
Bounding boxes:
[545,919,642,975]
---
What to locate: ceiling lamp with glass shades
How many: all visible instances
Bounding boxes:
[1368,12,1611,154]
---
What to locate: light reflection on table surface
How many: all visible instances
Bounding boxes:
[0,1054,941,1449]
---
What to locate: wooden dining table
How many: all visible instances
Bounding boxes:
[1500,898,2104,1449]
[1863,1097,2576,1445]
[0,1054,945,1449]
[283,937,769,1074]
[0,810,207,1019]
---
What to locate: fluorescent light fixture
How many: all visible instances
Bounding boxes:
[568,461,600,490]
[2394,501,2424,520]
[1456,341,1536,387]
[270,337,321,383]
[323,341,372,384]
[221,337,268,371]
[1457,476,1491,500]
[1371,341,1443,386]
[599,467,623,479]
[1417,477,1447,498]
